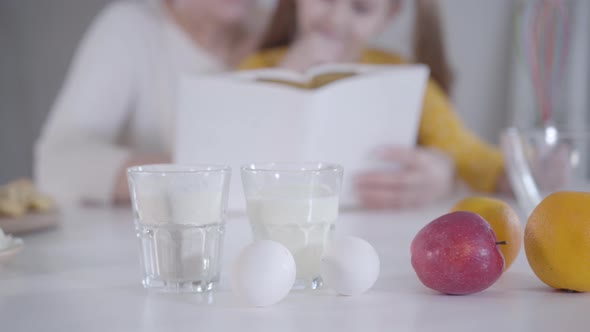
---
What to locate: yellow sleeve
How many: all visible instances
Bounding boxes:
[238,48,288,70]
[418,80,504,193]
[239,53,272,70]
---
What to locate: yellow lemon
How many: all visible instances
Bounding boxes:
[525,191,590,292]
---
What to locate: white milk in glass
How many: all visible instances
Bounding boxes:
[134,190,225,292]
[246,185,339,289]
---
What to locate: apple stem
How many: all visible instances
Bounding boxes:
[496,241,508,245]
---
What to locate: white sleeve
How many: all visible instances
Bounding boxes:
[35,2,145,205]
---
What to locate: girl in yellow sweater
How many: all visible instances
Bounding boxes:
[241,0,509,209]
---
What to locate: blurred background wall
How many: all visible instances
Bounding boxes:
[375,0,516,143]
[1,0,110,184]
[0,0,586,184]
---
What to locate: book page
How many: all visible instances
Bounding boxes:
[304,65,430,206]
[233,68,309,84]
[305,63,388,77]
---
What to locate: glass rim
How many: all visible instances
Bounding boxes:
[240,162,343,174]
[503,127,590,140]
[127,164,231,174]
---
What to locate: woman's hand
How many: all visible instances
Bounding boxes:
[355,147,456,209]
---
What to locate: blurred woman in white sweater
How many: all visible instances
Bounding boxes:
[35,0,267,205]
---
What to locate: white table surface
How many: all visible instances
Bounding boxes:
[1,200,589,332]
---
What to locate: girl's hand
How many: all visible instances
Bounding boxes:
[355,147,456,209]
[279,32,346,72]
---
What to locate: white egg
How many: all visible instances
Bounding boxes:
[231,240,296,307]
[321,236,380,296]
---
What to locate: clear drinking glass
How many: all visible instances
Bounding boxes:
[501,127,590,215]
[127,164,231,292]
[241,162,343,290]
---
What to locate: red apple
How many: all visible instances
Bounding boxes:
[411,211,505,295]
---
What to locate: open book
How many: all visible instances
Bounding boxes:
[234,63,385,89]
[175,64,430,210]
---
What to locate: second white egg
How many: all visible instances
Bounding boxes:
[320,236,380,296]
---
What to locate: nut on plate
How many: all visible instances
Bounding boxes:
[0,179,55,218]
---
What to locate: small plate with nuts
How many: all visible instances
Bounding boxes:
[0,179,60,234]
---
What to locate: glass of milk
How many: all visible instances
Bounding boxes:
[241,162,343,290]
[127,164,231,292]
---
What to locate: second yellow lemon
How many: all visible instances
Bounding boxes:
[451,196,523,270]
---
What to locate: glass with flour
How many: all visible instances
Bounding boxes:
[127,165,230,292]
[241,163,343,289]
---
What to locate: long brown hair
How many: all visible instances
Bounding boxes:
[259,0,454,94]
